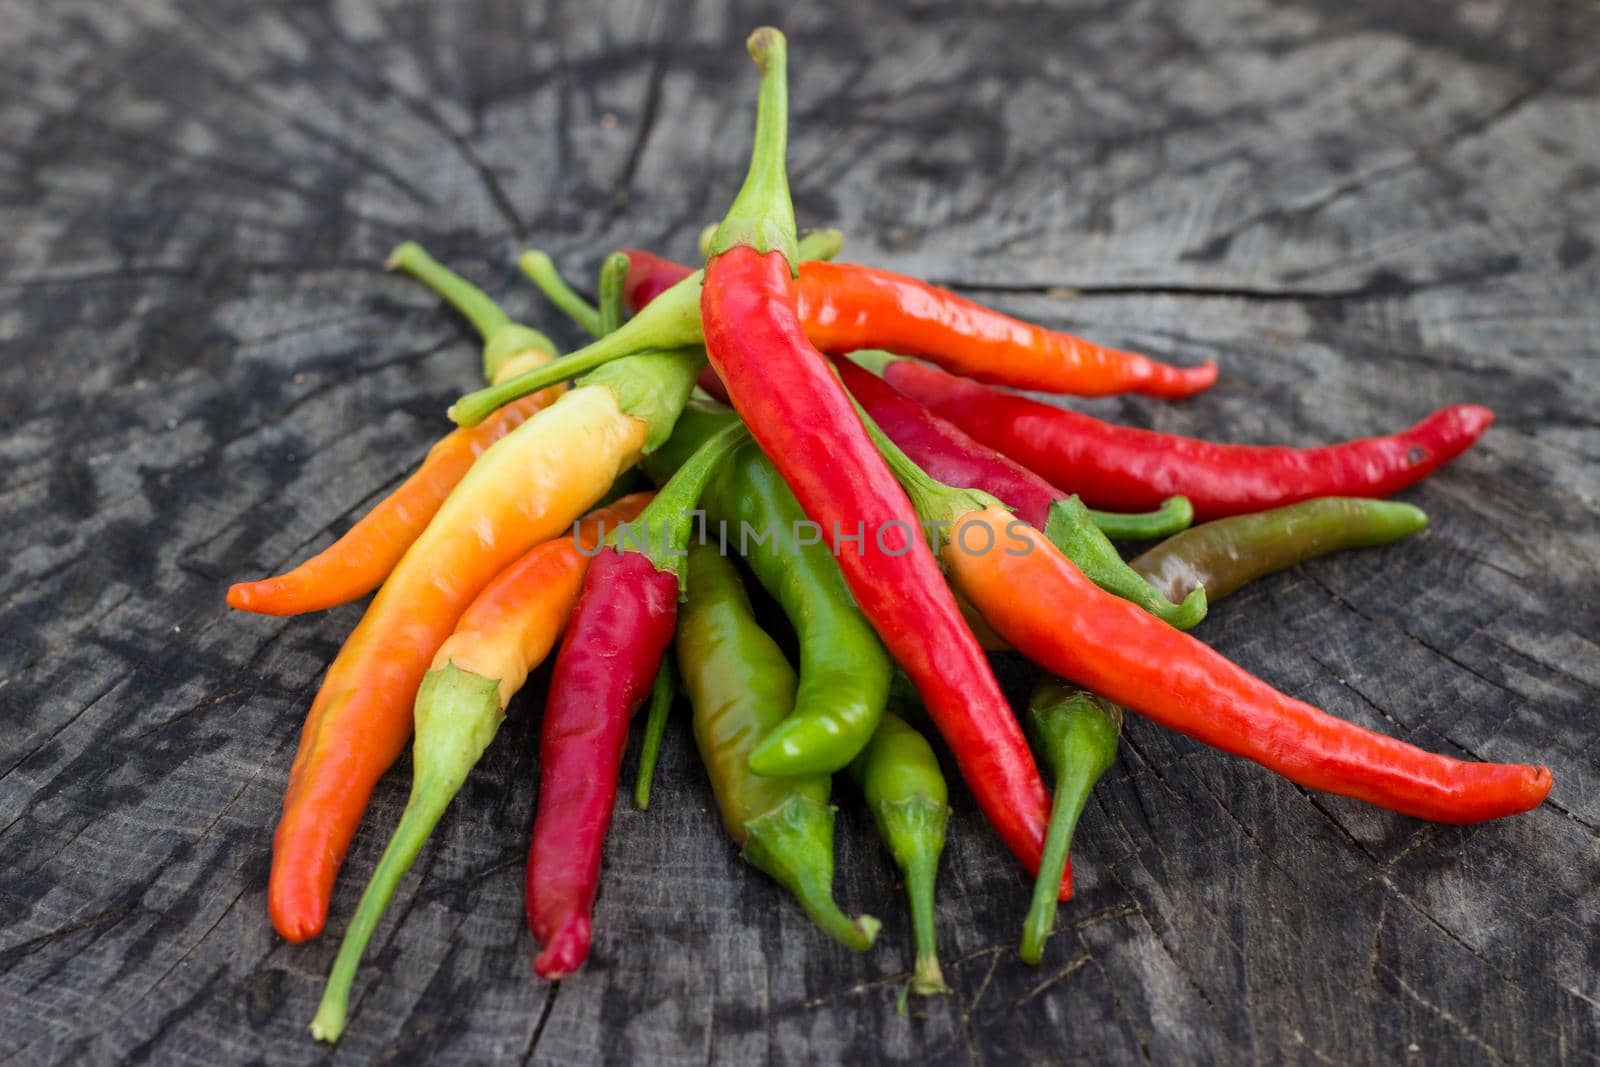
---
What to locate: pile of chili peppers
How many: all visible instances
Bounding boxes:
[223,30,1553,1040]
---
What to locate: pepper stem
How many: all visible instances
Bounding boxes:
[878,795,952,996]
[388,241,556,382]
[1088,496,1194,541]
[519,250,602,338]
[741,795,880,952]
[852,396,996,536]
[1019,684,1122,965]
[633,654,677,810]
[708,28,798,270]
[310,665,503,1041]
[598,252,631,336]
[448,272,705,427]
[797,228,846,263]
[612,420,748,585]
[1044,496,1207,629]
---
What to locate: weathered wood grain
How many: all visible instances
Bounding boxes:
[2,0,1597,1063]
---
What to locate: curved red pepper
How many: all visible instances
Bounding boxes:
[702,247,1059,888]
[523,420,746,978]
[886,359,1494,520]
[524,547,678,979]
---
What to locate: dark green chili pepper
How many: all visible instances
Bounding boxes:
[848,710,951,1001]
[1020,680,1121,965]
[677,544,880,951]
[632,656,677,811]
[1131,497,1429,604]
[646,402,893,777]
[1043,495,1208,630]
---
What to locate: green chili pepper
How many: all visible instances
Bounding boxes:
[646,402,893,777]
[677,545,880,950]
[1020,680,1122,965]
[1043,495,1208,630]
[1131,497,1428,604]
[633,656,677,811]
[848,710,951,1000]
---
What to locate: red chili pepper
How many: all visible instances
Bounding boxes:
[944,508,1552,823]
[524,421,747,979]
[835,355,1187,541]
[699,29,1061,891]
[885,358,1494,520]
[622,262,1213,399]
[622,248,696,316]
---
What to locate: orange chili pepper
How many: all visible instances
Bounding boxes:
[228,244,565,616]
[227,389,559,616]
[943,508,1552,824]
[268,384,650,942]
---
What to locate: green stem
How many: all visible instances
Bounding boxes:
[388,241,510,341]
[1018,770,1091,965]
[852,397,995,533]
[1044,496,1208,630]
[583,347,705,453]
[633,655,677,810]
[388,241,556,382]
[797,228,845,263]
[708,28,798,268]
[613,420,748,585]
[882,797,950,995]
[310,665,502,1041]
[741,795,880,952]
[598,252,631,336]
[1019,683,1121,965]
[448,272,704,427]
[1088,496,1194,541]
[519,250,602,338]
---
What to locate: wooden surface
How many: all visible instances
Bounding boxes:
[3,1,1598,1063]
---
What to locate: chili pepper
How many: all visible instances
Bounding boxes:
[834,357,1206,629]
[1131,497,1429,604]
[848,710,951,999]
[1019,683,1121,966]
[520,248,604,339]
[934,508,1552,823]
[677,544,880,950]
[525,421,748,979]
[884,358,1495,520]
[622,255,1212,400]
[268,347,702,943]
[227,246,566,616]
[842,351,1193,541]
[799,261,1215,398]
[645,402,892,777]
[307,493,649,1042]
[698,30,1061,889]
[632,657,677,811]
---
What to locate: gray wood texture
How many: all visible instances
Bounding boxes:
[3,0,1598,1062]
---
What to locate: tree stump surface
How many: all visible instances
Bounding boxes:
[3,1,1598,1063]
